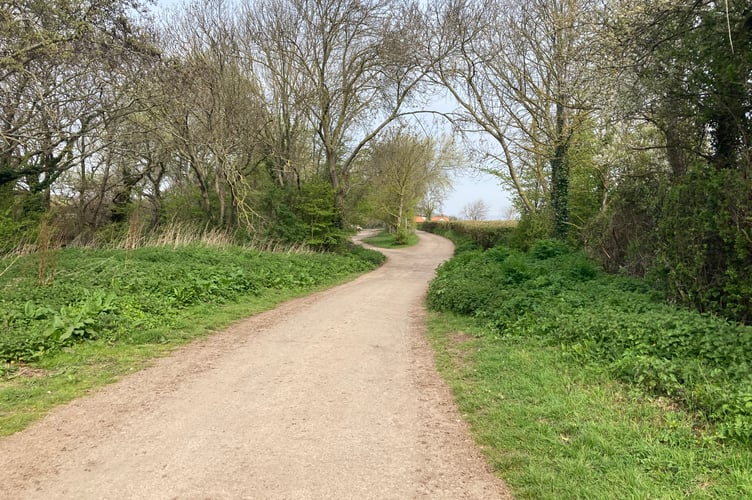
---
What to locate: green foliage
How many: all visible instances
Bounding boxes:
[0,291,118,360]
[335,241,386,268]
[0,187,45,254]
[362,230,418,248]
[44,291,117,343]
[427,312,752,498]
[654,167,752,323]
[427,243,752,444]
[419,220,516,250]
[529,238,571,260]
[577,0,752,324]
[587,165,752,324]
[0,244,383,363]
[262,185,308,243]
[393,227,410,246]
[566,124,605,231]
[264,181,345,249]
[582,166,665,276]
[295,181,344,248]
[508,211,552,250]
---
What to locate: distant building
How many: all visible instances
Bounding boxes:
[415,215,450,223]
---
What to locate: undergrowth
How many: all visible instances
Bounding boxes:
[420,220,516,249]
[427,239,752,444]
[0,243,385,364]
[427,312,752,498]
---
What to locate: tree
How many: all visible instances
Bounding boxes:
[0,0,159,247]
[241,0,316,190]
[364,130,453,242]
[427,0,602,238]
[608,0,751,177]
[417,181,449,221]
[242,0,429,226]
[0,0,156,198]
[594,0,752,321]
[156,0,268,229]
[462,199,489,221]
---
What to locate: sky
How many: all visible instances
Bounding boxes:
[421,92,515,220]
[443,171,513,220]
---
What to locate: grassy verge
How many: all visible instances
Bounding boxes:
[427,311,752,498]
[427,239,752,442]
[362,230,419,248]
[0,243,384,435]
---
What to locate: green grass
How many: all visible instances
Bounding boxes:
[0,243,384,435]
[427,311,752,498]
[362,230,419,248]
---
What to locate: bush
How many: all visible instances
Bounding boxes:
[427,242,752,444]
[655,167,752,323]
[529,239,571,260]
[508,211,552,250]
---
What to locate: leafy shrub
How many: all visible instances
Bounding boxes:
[529,239,571,260]
[0,291,117,360]
[655,167,752,323]
[427,242,752,444]
[508,211,552,250]
[44,291,117,343]
[428,250,504,315]
[338,242,387,267]
[263,181,345,249]
[0,188,45,254]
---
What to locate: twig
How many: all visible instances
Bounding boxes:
[0,254,21,280]
[725,0,735,54]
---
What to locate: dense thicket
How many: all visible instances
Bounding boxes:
[586,1,752,323]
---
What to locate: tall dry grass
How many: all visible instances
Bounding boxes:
[118,221,234,249]
[36,217,62,285]
[3,215,318,257]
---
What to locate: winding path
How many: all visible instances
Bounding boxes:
[0,231,510,499]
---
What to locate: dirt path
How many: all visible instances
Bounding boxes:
[0,231,511,499]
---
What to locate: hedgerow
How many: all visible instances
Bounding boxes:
[427,240,752,443]
[419,220,516,249]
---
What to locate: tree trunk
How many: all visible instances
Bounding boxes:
[551,101,570,240]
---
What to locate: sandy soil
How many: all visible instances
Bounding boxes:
[0,231,511,499]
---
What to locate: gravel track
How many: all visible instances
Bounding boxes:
[0,231,511,499]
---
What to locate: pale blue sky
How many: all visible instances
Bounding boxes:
[443,171,512,220]
[422,93,514,220]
